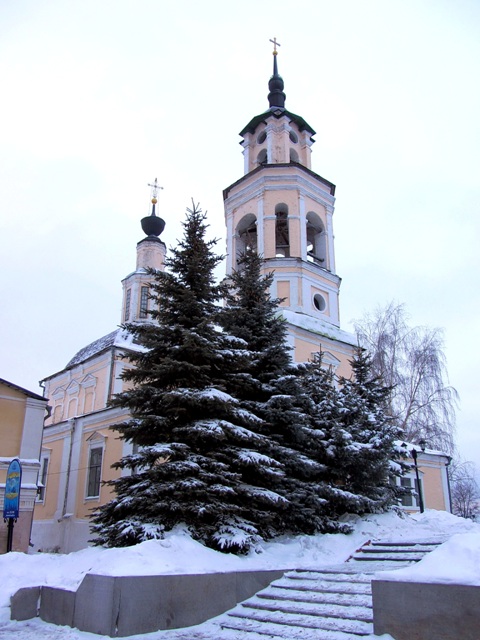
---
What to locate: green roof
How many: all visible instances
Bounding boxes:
[239,108,316,137]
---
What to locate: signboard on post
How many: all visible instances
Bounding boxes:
[3,458,22,551]
[3,458,22,519]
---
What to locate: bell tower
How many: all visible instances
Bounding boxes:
[121,179,166,324]
[223,42,356,373]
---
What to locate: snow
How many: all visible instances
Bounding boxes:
[0,511,479,640]
[281,309,357,347]
[381,531,480,586]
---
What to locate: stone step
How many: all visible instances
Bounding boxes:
[350,539,445,563]
[351,551,425,562]
[226,606,373,635]
[370,540,445,546]
[286,570,372,582]
[221,615,371,639]
[357,544,436,553]
[276,576,372,595]
[259,586,372,608]
[245,596,373,622]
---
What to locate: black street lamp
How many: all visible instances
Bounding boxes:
[411,440,426,514]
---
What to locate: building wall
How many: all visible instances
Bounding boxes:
[32,352,132,553]
[0,385,26,456]
[0,380,47,553]
[421,457,451,511]
[400,451,451,514]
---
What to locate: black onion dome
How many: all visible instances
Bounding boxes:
[141,197,165,238]
[141,213,165,237]
[268,53,286,109]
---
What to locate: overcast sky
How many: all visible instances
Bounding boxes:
[1,0,479,469]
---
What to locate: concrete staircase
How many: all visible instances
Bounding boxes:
[349,540,445,564]
[219,539,446,639]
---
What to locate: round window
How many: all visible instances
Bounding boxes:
[257,131,267,144]
[313,293,326,312]
[289,131,298,143]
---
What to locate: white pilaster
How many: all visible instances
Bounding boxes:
[20,397,47,459]
[299,195,307,261]
[326,207,336,273]
[257,196,265,255]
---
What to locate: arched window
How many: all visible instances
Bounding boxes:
[236,214,257,262]
[257,148,267,165]
[275,203,290,257]
[306,212,326,266]
[290,148,299,163]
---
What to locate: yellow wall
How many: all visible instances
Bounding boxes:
[0,384,26,459]
[76,423,124,519]
[0,380,47,553]
[421,462,448,511]
[33,438,64,520]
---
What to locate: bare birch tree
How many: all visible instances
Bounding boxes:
[450,459,480,520]
[354,302,458,454]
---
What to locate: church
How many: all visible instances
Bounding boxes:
[32,48,447,553]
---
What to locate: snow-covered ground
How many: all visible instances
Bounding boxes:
[0,510,478,640]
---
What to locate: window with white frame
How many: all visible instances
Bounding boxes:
[86,443,104,498]
[36,452,50,502]
[399,474,423,508]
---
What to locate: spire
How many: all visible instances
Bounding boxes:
[141,178,165,238]
[268,37,286,109]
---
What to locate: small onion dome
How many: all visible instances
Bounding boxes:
[268,53,286,109]
[141,197,165,237]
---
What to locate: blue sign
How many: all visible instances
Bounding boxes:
[3,459,22,519]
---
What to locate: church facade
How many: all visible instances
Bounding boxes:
[34,51,451,553]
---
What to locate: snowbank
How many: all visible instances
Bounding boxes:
[0,510,479,639]
[381,531,480,586]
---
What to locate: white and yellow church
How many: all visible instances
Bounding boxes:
[31,49,450,552]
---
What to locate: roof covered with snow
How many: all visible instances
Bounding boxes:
[282,309,358,347]
[65,328,144,369]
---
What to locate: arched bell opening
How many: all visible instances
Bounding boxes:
[275,203,290,257]
[257,148,268,165]
[306,211,326,266]
[236,214,258,265]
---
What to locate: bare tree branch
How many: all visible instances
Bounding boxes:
[354,302,458,453]
[450,459,480,520]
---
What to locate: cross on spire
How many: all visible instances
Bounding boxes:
[148,178,163,200]
[270,37,281,55]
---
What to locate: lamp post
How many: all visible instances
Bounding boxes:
[411,440,426,514]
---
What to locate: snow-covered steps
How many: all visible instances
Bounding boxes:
[218,540,448,639]
[221,616,371,639]
[221,569,375,638]
[350,540,445,563]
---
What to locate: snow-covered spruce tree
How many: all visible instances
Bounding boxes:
[221,253,351,535]
[261,367,353,535]
[325,347,403,512]
[221,251,291,389]
[90,203,301,553]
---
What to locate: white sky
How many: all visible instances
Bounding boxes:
[1,1,479,469]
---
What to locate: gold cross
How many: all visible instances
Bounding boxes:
[270,37,281,55]
[147,178,163,199]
